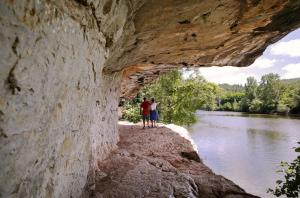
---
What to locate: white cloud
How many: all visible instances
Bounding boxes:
[249,57,276,69]
[199,66,258,85]
[270,39,300,57]
[282,63,300,79]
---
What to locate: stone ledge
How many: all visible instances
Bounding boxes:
[89,123,259,198]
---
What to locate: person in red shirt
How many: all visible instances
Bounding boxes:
[140,97,151,129]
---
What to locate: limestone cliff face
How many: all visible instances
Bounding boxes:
[0,0,300,197]
[0,0,123,197]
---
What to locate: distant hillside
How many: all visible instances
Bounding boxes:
[219,83,244,92]
[219,78,300,92]
[281,78,300,86]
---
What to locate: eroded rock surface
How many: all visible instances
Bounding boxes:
[92,124,259,198]
[116,0,300,98]
[0,0,123,197]
[0,0,300,197]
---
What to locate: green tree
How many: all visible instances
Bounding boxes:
[245,77,258,101]
[232,99,240,111]
[218,92,244,111]
[280,85,296,107]
[249,99,263,113]
[291,88,300,114]
[122,72,300,124]
[221,102,233,111]
[258,73,283,113]
[122,101,141,123]
[142,70,220,125]
[242,77,258,112]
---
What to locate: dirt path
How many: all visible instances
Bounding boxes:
[91,123,259,198]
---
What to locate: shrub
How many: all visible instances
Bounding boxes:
[249,99,262,113]
[268,143,300,197]
[221,102,232,111]
[122,103,141,123]
[277,103,288,113]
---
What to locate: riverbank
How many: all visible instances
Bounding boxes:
[88,122,258,197]
[208,109,300,119]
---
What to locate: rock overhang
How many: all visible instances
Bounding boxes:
[101,0,300,98]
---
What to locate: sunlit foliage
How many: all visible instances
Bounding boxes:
[268,142,300,197]
[122,70,220,125]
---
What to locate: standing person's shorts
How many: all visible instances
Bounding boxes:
[150,110,158,121]
[142,114,149,121]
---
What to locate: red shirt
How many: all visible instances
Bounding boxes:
[140,101,150,116]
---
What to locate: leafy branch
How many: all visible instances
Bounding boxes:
[268,142,300,197]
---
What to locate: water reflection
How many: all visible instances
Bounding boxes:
[247,128,286,141]
[204,111,300,120]
[189,111,300,197]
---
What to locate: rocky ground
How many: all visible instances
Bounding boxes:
[89,123,259,198]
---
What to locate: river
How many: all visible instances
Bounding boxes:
[188,111,300,197]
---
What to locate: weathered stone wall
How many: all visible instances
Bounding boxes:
[0,0,126,197]
[1,0,300,197]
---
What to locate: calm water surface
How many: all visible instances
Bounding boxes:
[188,111,300,197]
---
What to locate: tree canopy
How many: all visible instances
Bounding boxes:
[216,73,300,114]
[122,71,300,125]
[122,70,220,125]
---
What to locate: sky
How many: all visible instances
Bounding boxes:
[196,28,300,85]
